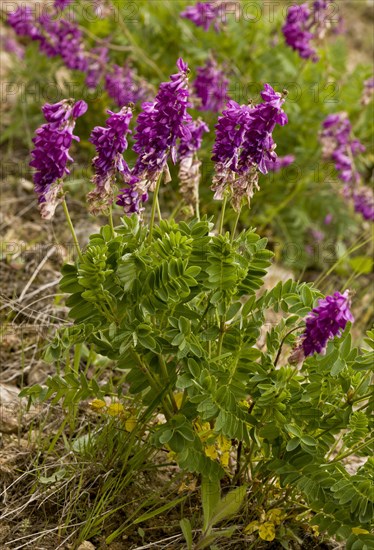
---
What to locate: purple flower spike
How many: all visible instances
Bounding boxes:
[282,3,317,61]
[194,58,229,112]
[282,1,337,62]
[30,99,87,219]
[87,106,133,214]
[301,291,354,357]
[352,188,374,221]
[37,14,88,71]
[105,64,150,107]
[211,85,288,211]
[132,58,191,192]
[320,112,365,185]
[181,2,224,32]
[8,7,39,38]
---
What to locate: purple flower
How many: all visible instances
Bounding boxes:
[265,154,295,172]
[178,119,209,214]
[181,2,224,32]
[2,36,25,59]
[361,76,374,106]
[54,0,73,10]
[193,58,229,112]
[7,7,39,39]
[282,1,336,62]
[132,58,191,191]
[85,45,109,89]
[324,213,333,225]
[320,112,365,185]
[30,99,88,219]
[105,64,150,107]
[211,85,288,210]
[25,13,88,70]
[301,291,354,356]
[352,187,374,221]
[87,106,133,214]
[282,3,317,61]
[116,182,148,216]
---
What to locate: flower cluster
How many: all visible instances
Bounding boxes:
[30,99,88,219]
[87,106,133,214]
[320,113,365,184]
[181,2,224,32]
[351,188,374,222]
[193,58,229,112]
[178,119,209,214]
[8,7,40,38]
[282,1,336,62]
[212,84,288,211]
[131,58,192,192]
[300,291,354,357]
[361,76,374,106]
[38,14,88,71]
[320,112,373,221]
[105,64,150,107]
[8,7,88,71]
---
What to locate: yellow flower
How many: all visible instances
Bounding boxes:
[125,416,137,432]
[267,508,284,526]
[204,445,218,460]
[107,403,125,416]
[244,521,260,534]
[89,399,107,411]
[259,522,276,541]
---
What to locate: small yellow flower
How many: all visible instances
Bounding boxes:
[125,416,137,432]
[89,399,107,411]
[311,525,319,536]
[204,445,218,460]
[107,403,125,416]
[259,522,276,541]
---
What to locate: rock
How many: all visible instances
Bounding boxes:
[77,542,96,550]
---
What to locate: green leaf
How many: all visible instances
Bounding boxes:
[201,477,221,532]
[180,518,193,550]
[208,485,247,528]
[133,496,186,524]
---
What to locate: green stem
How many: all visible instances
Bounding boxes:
[131,350,173,420]
[62,198,83,262]
[148,173,163,243]
[217,318,226,357]
[159,355,178,413]
[218,195,228,235]
[108,209,115,238]
[231,207,242,243]
[329,437,374,463]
